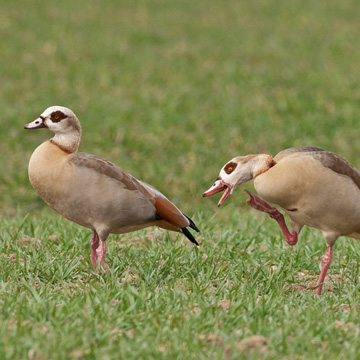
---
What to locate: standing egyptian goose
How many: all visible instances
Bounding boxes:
[203,146,360,295]
[25,106,199,272]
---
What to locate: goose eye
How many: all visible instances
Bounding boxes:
[224,162,237,174]
[50,111,65,122]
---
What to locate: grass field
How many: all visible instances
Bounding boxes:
[2,0,360,358]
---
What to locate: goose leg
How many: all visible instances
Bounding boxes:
[96,240,107,269]
[90,230,100,272]
[313,245,333,295]
[245,190,298,246]
[91,229,108,273]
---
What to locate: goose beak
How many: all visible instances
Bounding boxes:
[203,178,233,207]
[24,116,46,130]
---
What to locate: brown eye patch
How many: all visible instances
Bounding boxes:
[50,111,66,122]
[224,161,237,174]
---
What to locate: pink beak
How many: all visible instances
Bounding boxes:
[203,178,232,207]
[24,116,46,130]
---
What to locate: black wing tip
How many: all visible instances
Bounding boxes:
[184,214,200,233]
[181,227,199,246]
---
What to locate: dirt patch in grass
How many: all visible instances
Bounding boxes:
[334,303,360,314]
[286,272,349,294]
[198,333,224,347]
[237,335,268,351]
[189,303,201,316]
[120,266,139,285]
[224,335,269,358]
[114,231,159,249]
[3,251,24,264]
[286,282,312,293]
[334,320,358,333]
[218,299,231,312]
[48,234,60,243]
[19,237,42,249]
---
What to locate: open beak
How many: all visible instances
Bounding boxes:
[24,116,46,130]
[203,178,233,207]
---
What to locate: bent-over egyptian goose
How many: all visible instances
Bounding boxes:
[203,146,360,295]
[25,106,199,272]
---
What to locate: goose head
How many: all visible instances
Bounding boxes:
[203,154,274,206]
[25,106,82,153]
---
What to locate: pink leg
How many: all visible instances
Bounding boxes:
[313,245,333,295]
[90,230,99,272]
[245,190,298,246]
[96,240,106,270]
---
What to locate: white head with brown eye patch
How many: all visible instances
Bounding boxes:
[203,154,273,206]
[25,106,82,153]
[42,106,80,133]
[219,156,257,187]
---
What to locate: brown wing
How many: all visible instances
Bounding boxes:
[69,152,190,228]
[139,180,190,228]
[311,151,360,190]
[274,146,325,162]
[68,152,154,198]
[153,197,189,228]
[275,147,360,190]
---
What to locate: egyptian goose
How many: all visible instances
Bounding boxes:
[203,146,360,295]
[25,106,199,272]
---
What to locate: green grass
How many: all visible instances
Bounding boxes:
[1,211,360,359]
[2,0,360,358]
